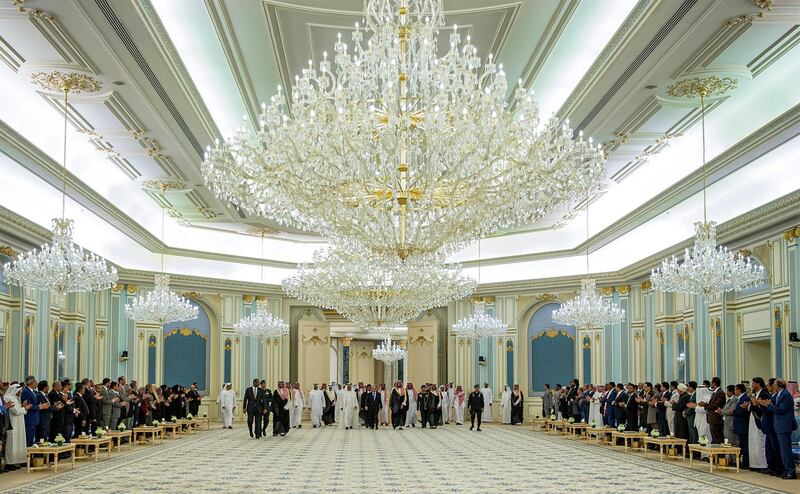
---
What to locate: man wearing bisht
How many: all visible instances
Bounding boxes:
[272,381,291,437]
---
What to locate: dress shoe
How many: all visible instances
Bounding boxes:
[470,425,474,430]
[781,473,797,480]
[477,428,482,431]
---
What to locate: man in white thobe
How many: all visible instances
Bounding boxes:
[500,385,512,424]
[290,383,304,428]
[309,384,324,428]
[340,385,359,430]
[448,382,456,422]
[481,383,494,423]
[334,384,344,423]
[440,385,451,425]
[217,383,236,429]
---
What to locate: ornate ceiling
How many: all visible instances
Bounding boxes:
[0,0,798,286]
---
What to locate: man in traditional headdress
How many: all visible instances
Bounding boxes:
[216,383,236,429]
[389,381,407,429]
[272,381,291,437]
[309,384,324,428]
[321,383,336,426]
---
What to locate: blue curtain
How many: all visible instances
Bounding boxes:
[582,337,591,385]
[528,303,575,394]
[223,338,232,384]
[147,335,157,384]
[506,340,514,388]
[163,301,209,389]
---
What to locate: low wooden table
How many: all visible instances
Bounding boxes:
[610,431,648,452]
[160,422,182,438]
[179,419,198,434]
[106,430,134,451]
[196,416,210,430]
[688,444,741,473]
[564,422,589,439]
[133,426,164,445]
[71,436,112,462]
[545,420,566,435]
[26,443,76,473]
[644,437,687,461]
[586,427,615,445]
[531,418,548,431]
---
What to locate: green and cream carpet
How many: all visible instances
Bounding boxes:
[1,424,791,493]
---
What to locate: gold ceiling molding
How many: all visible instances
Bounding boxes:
[470,295,495,304]
[640,280,652,291]
[30,71,101,94]
[667,76,738,100]
[182,291,202,300]
[340,337,352,347]
[165,327,207,341]
[302,328,328,346]
[125,284,138,294]
[255,295,267,302]
[111,284,122,293]
[600,287,613,296]
[242,295,255,303]
[245,227,280,237]
[754,0,774,10]
[11,0,54,21]
[616,285,630,296]
[533,293,557,302]
[0,245,14,257]
[140,178,190,193]
[784,226,800,242]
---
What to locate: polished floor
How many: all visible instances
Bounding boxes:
[0,422,794,493]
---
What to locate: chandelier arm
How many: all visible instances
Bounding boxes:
[61,89,68,220]
[700,93,707,224]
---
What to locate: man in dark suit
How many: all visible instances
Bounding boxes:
[701,377,726,444]
[624,383,639,431]
[60,379,76,441]
[468,384,484,431]
[566,379,579,420]
[73,382,90,436]
[614,383,627,428]
[360,384,382,430]
[758,379,798,479]
[21,376,45,446]
[186,383,201,417]
[80,379,97,435]
[47,381,66,442]
[732,384,751,469]
[35,381,52,443]
[603,382,617,427]
[259,381,272,437]
[242,379,264,438]
[749,377,777,474]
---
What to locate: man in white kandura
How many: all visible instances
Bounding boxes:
[340,384,359,430]
[440,385,450,425]
[448,382,457,423]
[481,383,494,423]
[588,384,603,426]
[290,383,304,429]
[217,383,236,429]
[309,384,324,428]
[500,385,511,424]
[334,384,344,423]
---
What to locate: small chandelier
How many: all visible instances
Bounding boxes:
[553,279,625,329]
[2,72,117,295]
[651,76,765,298]
[552,196,624,329]
[452,300,508,339]
[125,273,197,325]
[372,336,405,363]
[452,240,507,339]
[125,180,197,325]
[235,299,289,340]
[282,246,475,329]
[234,232,289,340]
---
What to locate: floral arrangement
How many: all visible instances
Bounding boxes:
[590,420,596,428]
[54,433,65,446]
[186,413,193,420]
[152,420,160,426]
[550,414,556,420]
[96,429,106,438]
[117,423,126,431]
[650,429,660,438]
[171,415,178,422]
[568,417,575,424]
[617,424,626,432]
[698,435,708,446]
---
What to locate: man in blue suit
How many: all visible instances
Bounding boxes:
[602,382,617,427]
[731,383,751,469]
[758,379,798,480]
[20,375,48,446]
[613,383,627,429]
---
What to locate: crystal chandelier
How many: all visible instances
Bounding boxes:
[452,300,508,339]
[372,336,405,362]
[125,273,197,325]
[234,231,289,339]
[202,0,606,259]
[452,240,507,339]
[126,180,197,324]
[2,72,117,295]
[235,299,289,340]
[651,77,764,298]
[282,246,475,329]
[552,195,624,329]
[553,279,625,329]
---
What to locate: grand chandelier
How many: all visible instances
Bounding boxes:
[126,180,198,324]
[552,196,624,329]
[553,279,625,329]
[651,77,764,298]
[372,336,405,362]
[235,299,289,340]
[452,300,507,339]
[202,0,605,259]
[282,246,475,329]
[2,72,117,295]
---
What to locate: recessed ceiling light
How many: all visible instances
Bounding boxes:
[644,84,658,89]
[112,80,125,86]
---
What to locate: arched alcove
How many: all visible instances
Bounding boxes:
[162,300,210,390]
[527,302,575,395]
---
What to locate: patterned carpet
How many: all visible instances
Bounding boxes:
[1,424,791,494]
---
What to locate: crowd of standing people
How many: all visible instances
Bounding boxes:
[216,380,526,438]
[0,375,201,473]
[540,377,800,481]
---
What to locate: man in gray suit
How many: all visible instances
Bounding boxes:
[719,384,738,445]
[99,378,114,428]
[541,384,555,418]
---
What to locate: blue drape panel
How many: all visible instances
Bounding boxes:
[162,301,209,389]
[506,340,514,388]
[528,303,575,394]
[223,338,232,384]
[582,337,591,385]
[147,335,157,384]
